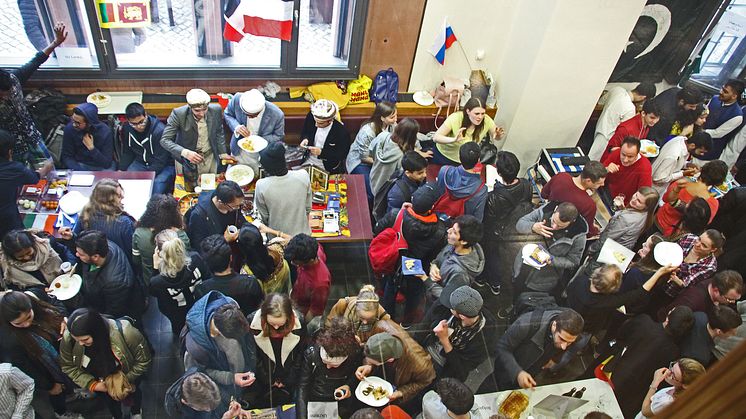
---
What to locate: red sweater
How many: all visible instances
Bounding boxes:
[601,150,652,206]
[541,172,599,236]
[602,114,649,161]
[290,245,331,318]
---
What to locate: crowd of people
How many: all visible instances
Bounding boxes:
[1,24,746,419]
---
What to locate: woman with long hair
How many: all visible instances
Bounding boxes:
[60,308,151,419]
[669,103,708,140]
[432,97,505,166]
[661,229,724,299]
[237,224,291,295]
[64,179,136,258]
[326,284,391,344]
[132,194,190,284]
[148,229,207,334]
[0,291,80,419]
[369,118,431,196]
[637,358,705,418]
[247,293,306,408]
[347,102,397,199]
[0,229,72,291]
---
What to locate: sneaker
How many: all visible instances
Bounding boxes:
[497,305,513,320]
[473,279,487,288]
[55,413,83,419]
[488,284,501,296]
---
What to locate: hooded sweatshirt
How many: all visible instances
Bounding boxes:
[149,251,208,328]
[120,114,171,172]
[0,158,39,238]
[369,132,404,195]
[61,102,114,169]
[424,243,486,306]
[436,165,488,221]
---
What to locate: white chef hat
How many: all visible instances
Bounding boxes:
[310,99,338,120]
[240,89,266,114]
[186,89,211,106]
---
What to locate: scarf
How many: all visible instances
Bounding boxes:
[0,236,62,289]
[448,314,486,351]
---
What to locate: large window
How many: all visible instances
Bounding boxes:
[0,0,367,79]
[690,0,746,89]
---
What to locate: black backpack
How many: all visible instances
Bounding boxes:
[512,292,559,323]
[490,187,534,238]
[372,172,413,221]
[25,88,67,138]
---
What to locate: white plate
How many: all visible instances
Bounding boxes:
[200,173,216,190]
[86,92,111,109]
[237,135,268,154]
[413,91,434,106]
[48,273,82,301]
[58,191,89,214]
[654,242,684,267]
[225,164,255,186]
[521,243,550,269]
[355,376,393,407]
[640,139,660,158]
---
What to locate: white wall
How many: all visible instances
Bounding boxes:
[409,0,648,171]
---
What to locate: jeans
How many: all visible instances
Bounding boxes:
[431,145,460,166]
[126,161,176,195]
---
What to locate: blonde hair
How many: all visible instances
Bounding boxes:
[155,229,189,278]
[80,178,123,226]
[674,358,706,396]
[590,264,623,294]
[355,284,380,313]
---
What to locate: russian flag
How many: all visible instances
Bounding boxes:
[429,18,457,65]
[224,0,294,42]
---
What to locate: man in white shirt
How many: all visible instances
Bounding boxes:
[589,82,657,160]
[651,132,712,197]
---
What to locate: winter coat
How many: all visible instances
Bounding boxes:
[296,344,362,419]
[326,296,391,344]
[0,158,39,238]
[194,271,264,317]
[483,179,533,241]
[249,309,307,391]
[424,243,486,306]
[374,207,447,267]
[300,112,351,174]
[186,192,246,248]
[149,251,208,328]
[436,165,488,221]
[61,102,114,169]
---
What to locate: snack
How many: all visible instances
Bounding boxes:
[530,247,551,265]
[238,137,255,152]
[499,390,529,419]
[178,194,199,215]
[225,164,254,186]
[361,385,389,401]
[87,92,111,108]
[200,173,216,190]
[613,251,627,263]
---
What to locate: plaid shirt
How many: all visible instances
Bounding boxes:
[664,234,718,298]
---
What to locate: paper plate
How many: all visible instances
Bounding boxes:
[521,243,550,269]
[640,139,660,158]
[86,92,111,108]
[58,191,89,215]
[225,164,255,186]
[355,376,394,407]
[48,273,82,301]
[413,91,434,106]
[654,242,684,267]
[237,135,268,154]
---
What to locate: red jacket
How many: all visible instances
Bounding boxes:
[602,114,649,161]
[602,150,653,206]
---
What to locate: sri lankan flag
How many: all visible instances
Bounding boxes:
[96,0,151,28]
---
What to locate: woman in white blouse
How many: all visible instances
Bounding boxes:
[636,358,705,418]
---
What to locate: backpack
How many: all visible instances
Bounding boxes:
[371,68,399,104]
[25,88,68,138]
[490,187,534,239]
[512,292,558,323]
[44,120,67,168]
[432,168,485,218]
[372,172,413,222]
[368,208,408,276]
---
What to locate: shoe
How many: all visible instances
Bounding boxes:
[473,280,487,288]
[488,284,501,296]
[55,413,83,419]
[497,305,513,320]
[131,414,142,419]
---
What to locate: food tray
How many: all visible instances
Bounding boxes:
[17,197,38,214]
[44,178,68,198]
[22,179,48,197]
[36,198,60,214]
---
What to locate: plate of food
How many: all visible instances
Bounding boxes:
[48,272,82,301]
[498,390,529,419]
[355,376,393,407]
[237,135,268,154]
[225,164,255,186]
[640,139,660,158]
[200,173,217,190]
[178,193,200,215]
[87,92,112,109]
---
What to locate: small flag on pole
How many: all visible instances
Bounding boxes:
[429,18,457,65]
[224,0,294,42]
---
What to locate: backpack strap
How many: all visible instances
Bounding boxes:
[393,208,406,234]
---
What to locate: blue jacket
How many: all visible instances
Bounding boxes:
[119,114,172,172]
[224,93,285,154]
[436,165,487,221]
[61,103,114,169]
[386,174,420,214]
[0,159,39,238]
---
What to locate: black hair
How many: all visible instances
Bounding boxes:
[581,160,608,182]
[725,79,746,100]
[676,86,704,106]
[1,230,36,260]
[401,150,427,173]
[391,118,420,152]
[495,150,521,183]
[72,107,88,122]
[137,194,184,240]
[76,230,109,258]
[621,136,641,152]
[686,131,712,151]
[237,224,274,281]
[555,309,584,336]
[212,303,249,339]
[284,233,319,263]
[67,308,119,377]
[367,102,396,136]
[709,305,742,332]
[0,70,11,91]
[642,100,662,116]
[453,214,483,247]
[665,305,695,340]
[459,141,481,170]
[0,291,64,358]
[632,82,656,99]
[700,160,728,187]
[125,102,146,119]
[200,234,231,273]
[0,129,14,159]
[681,198,711,236]
[436,378,474,415]
[214,180,244,204]
[557,202,579,223]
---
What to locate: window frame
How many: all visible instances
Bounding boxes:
[25,0,368,81]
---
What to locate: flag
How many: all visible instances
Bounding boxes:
[95,0,150,28]
[429,18,457,65]
[224,0,294,42]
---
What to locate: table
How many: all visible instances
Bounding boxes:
[317,174,373,244]
[67,171,155,220]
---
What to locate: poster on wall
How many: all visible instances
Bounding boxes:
[609,0,723,83]
[96,0,151,28]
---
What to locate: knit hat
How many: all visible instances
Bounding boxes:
[240,89,266,114]
[443,285,483,317]
[186,89,211,106]
[310,99,338,120]
[259,141,287,175]
[411,183,440,215]
[364,332,403,363]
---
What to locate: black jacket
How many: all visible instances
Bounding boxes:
[119,114,172,172]
[300,112,351,174]
[149,252,209,324]
[483,179,533,241]
[566,274,650,335]
[0,159,39,238]
[374,209,447,267]
[194,272,264,316]
[296,345,362,419]
[249,309,307,393]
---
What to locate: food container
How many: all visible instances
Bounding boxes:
[37,198,60,214]
[17,197,38,213]
[22,179,48,197]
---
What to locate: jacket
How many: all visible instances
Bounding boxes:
[0,159,39,238]
[194,271,264,316]
[368,319,435,402]
[164,368,228,419]
[149,251,208,323]
[374,208,447,267]
[161,104,227,166]
[73,212,136,264]
[119,114,172,172]
[300,112,351,174]
[59,318,151,389]
[424,243,485,306]
[224,94,285,152]
[249,309,306,390]
[296,345,362,419]
[514,202,588,292]
[436,165,488,221]
[369,132,405,195]
[0,52,49,155]
[78,241,144,319]
[326,296,391,344]
[0,323,71,393]
[386,174,421,214]
[484,179,533,241]
[186,192,245,247]
[61,102,114,169]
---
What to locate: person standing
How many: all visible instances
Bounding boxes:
[699,79,745,161]
[651,133,712,197]
[602,137,653,207]
[224,89,285,153]
[600,101,661,161]
[541,161,607,238]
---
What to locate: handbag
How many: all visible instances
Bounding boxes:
[432,76,464,128]
[104,370,134,401]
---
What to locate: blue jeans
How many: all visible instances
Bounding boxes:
[127,161,176,195]
[350,163,373,202]
[382,273,425,325]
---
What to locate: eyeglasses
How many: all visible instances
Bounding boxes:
[72,120,86,127]
[129,119,148,127]
[668,361,681,382]
[723,295,738,304]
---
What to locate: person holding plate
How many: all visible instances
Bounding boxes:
[651,132,712,198]
[224,89,285,155]
[0,229,74,292]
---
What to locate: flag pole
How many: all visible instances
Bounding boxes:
[451,24,473,71]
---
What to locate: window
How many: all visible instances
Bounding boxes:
[690,0,746,90]
[0,0,367,78]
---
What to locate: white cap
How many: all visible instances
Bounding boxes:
[186,89,211,106]
[311,99,338,120]
[240,89,266,114]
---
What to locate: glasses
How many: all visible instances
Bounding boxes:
[723,295,738,304]
[129,119,148,127]
[668,361,681,382]
[72,120,86,127]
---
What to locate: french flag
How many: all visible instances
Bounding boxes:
[429,18,457,65]
[224,0,294,42]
